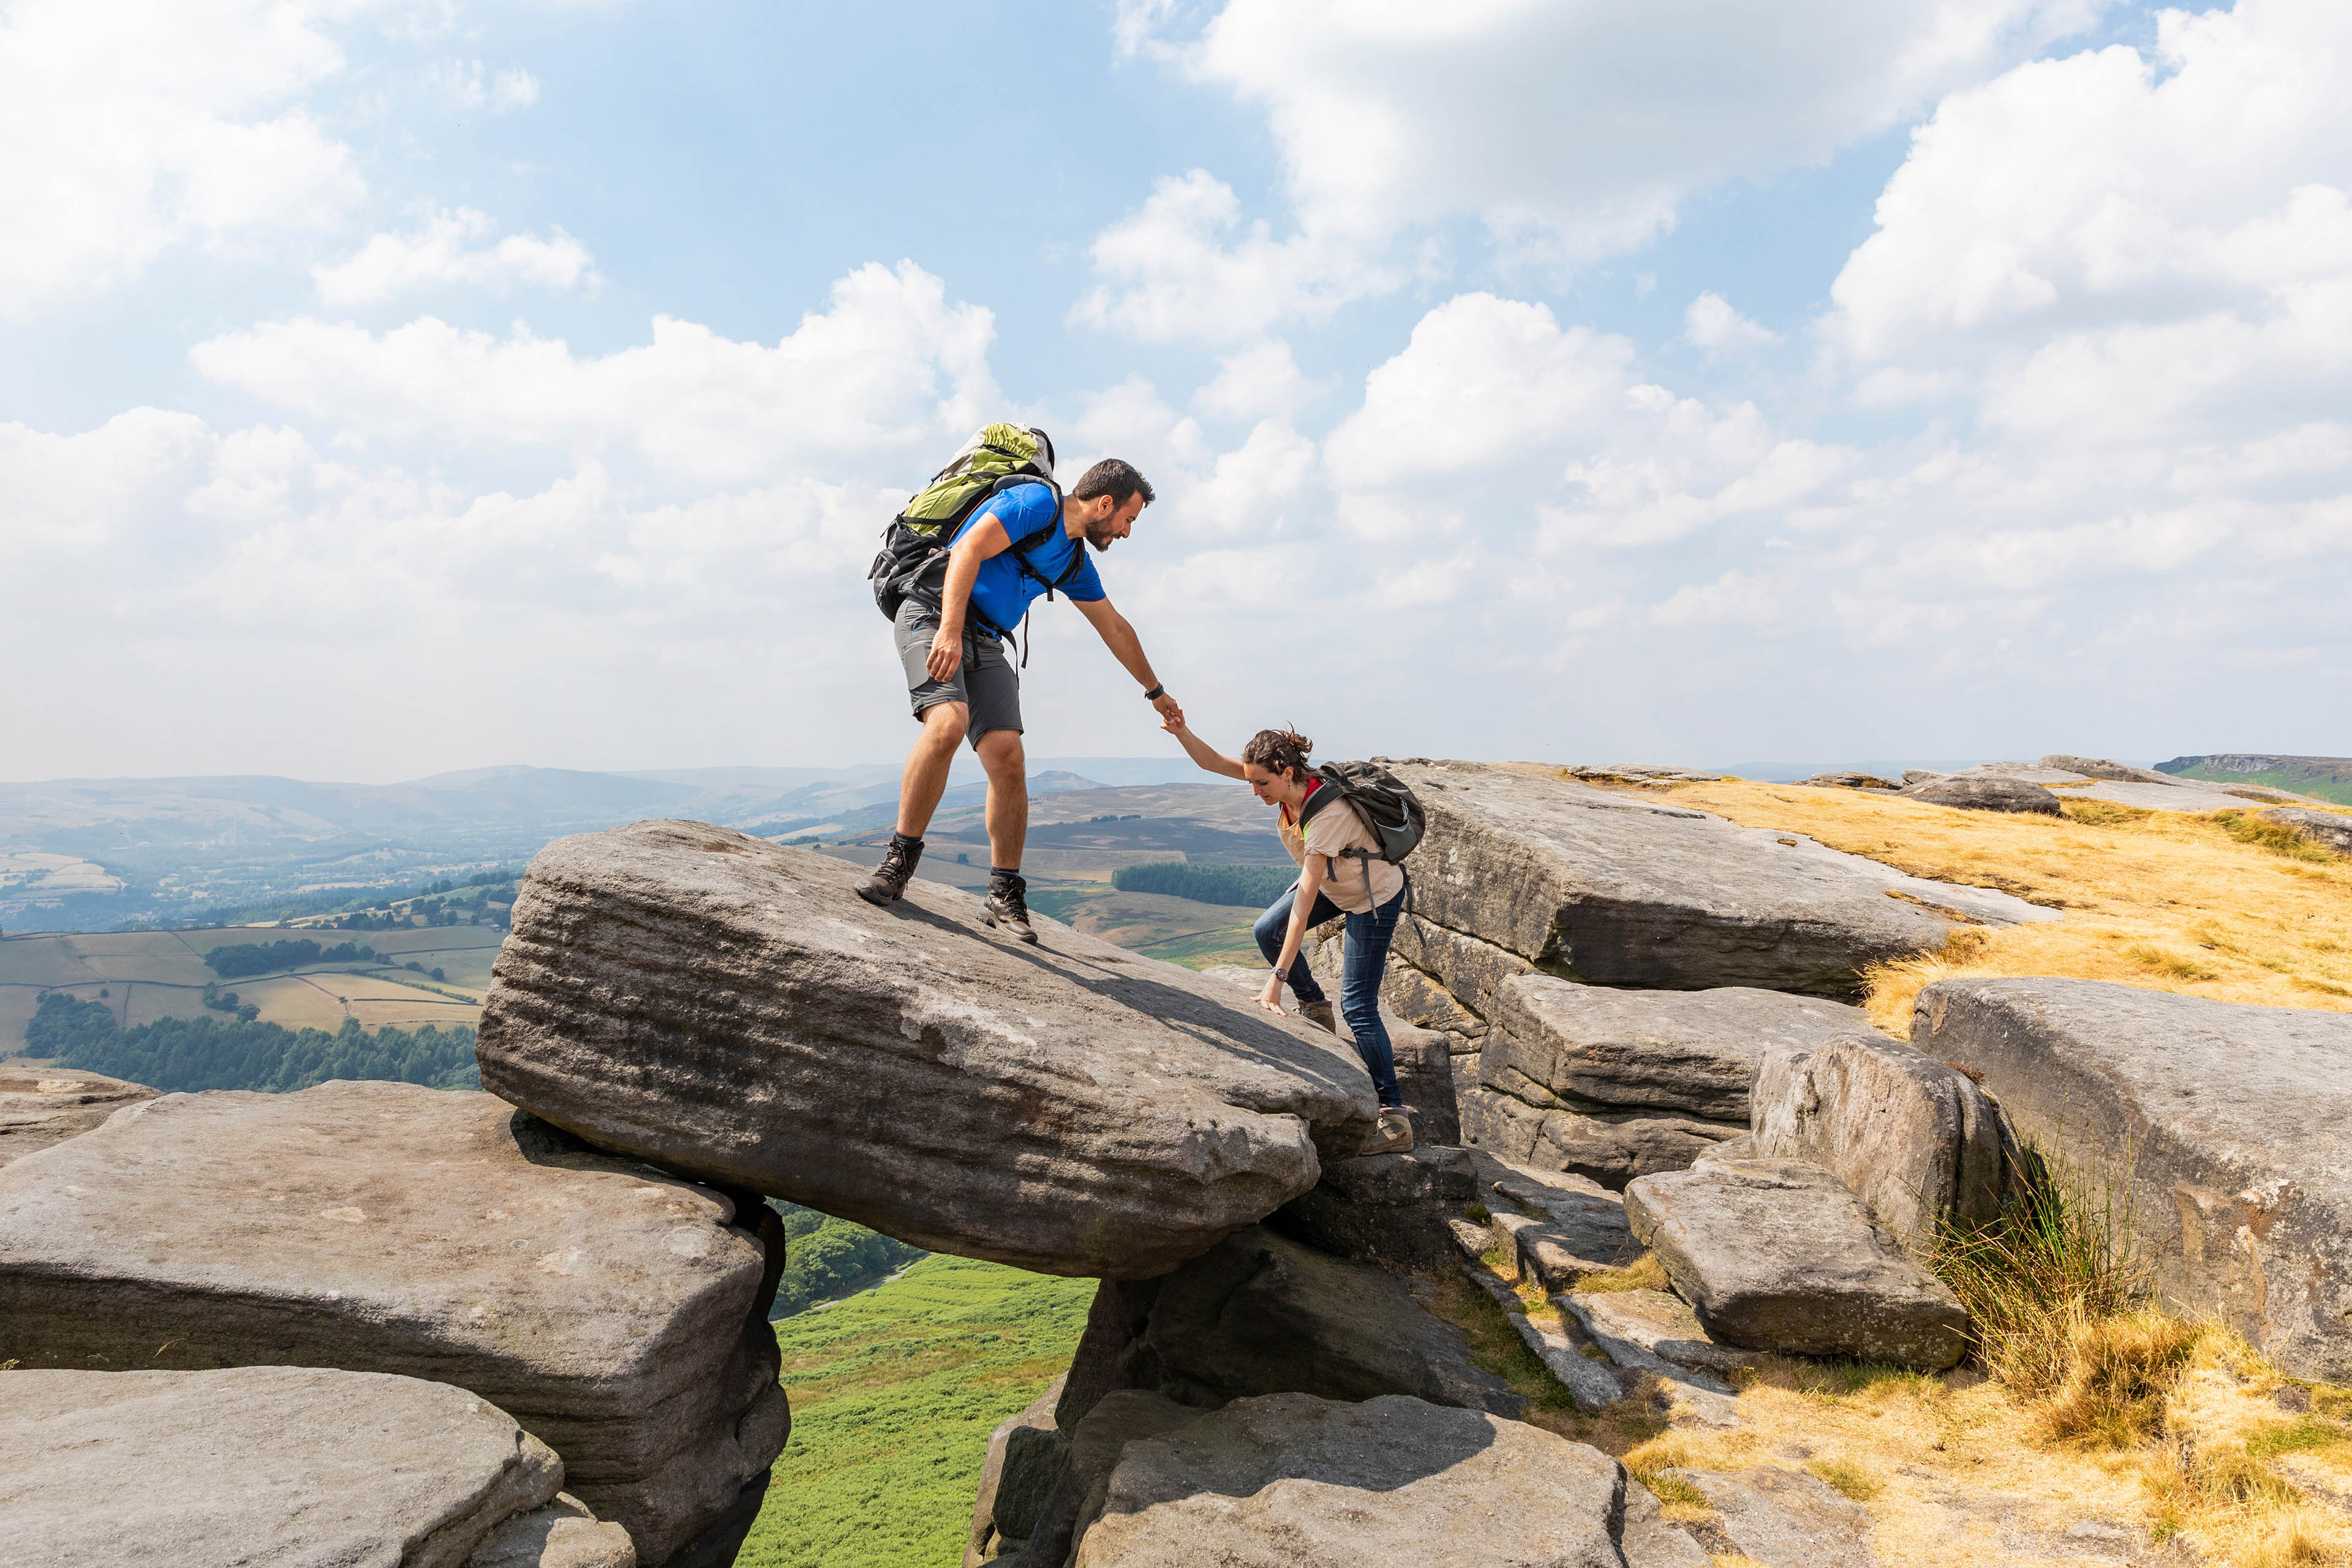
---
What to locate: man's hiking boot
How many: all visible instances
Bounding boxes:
[1300,1000,1338,1034]
[984,873,1038,945]
[1359,1106,1416,1156]
[856,835,922,907]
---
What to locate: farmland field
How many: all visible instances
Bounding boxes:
[0,924,502,1051]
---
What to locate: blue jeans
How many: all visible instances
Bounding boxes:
[1254,883,1407,1109]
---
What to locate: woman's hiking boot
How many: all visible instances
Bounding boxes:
[984,871,1038,945]
[1359,1106,1416,1156]
[856,834,923,907]
[1300,1000,1338,1034]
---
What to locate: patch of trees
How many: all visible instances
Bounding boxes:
[1110,862,1298,908]
[768,1201,927,1319]
[26,992,478,1093]
[201,982,259,1022]
[203,939,377,978]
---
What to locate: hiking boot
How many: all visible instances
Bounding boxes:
[1359,1106,1416,1156]
[856,835,922,907]
[983,873,1038,945]
[1300,1000,1338,1034]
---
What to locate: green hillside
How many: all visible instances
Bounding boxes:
[2157,753,2352,805]
[739,1254,1093,1568]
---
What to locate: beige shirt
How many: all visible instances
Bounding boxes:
[1278,783,1406,914]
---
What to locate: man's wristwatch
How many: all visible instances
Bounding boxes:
[1143,684,1164,701]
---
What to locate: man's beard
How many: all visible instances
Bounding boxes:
[1084,521,1118,552]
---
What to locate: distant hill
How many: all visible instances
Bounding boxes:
[0,758,1205,931]
[2157,755,2352,805]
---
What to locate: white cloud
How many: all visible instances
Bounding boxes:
[1683,293,1782,352]
[0,0,365,315]
[1193,340,1325,423]
[313,208,597,304]
[191,260,1001,483]
[426,58,541,112]
[1324,294,1636,490]
[1072,171,1400,343]
[1134,0,2108,255]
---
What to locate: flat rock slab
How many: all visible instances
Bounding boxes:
[1381,760,2049,995]
[1751,1034,2014,1238]
[1670,1466,1877,1568]
[2264,807,2352,854]
[1071,1392,1633,1568]
[480,822,1375,1280]
[1559,1288,1761,1381]
[0,1081,784,1567]
[0,1366,575,1568]
[1899,775,2062,815]
[1917,976,2352,1381]
[0,1067,156,1167]
[2070,778,2264,813]
[1469,1149,1640,1282]
[1488,976,1877,1123]
[1624,1158,1969,1370]
[1464,1085,1747,1189]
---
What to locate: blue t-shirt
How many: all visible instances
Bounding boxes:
[949,481,1104,636]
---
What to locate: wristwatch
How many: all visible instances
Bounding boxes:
[1270,967,1287,982]
[1143,684,1164,701]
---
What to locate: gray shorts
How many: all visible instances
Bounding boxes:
[895,599,1022,748]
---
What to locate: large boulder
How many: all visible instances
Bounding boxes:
[1027,1390,1208,1568]
[1624,1157,1970,1370]
[1070,1392,1633,1568]
[2038,754,2182,786]
[1468,979,1882,1186]
[1899,775,2063,815]
[967,1376,1066,1568]
[1379,760,2048,995]
[0,1365,633,1568]
[2262,807,2352,856]
[1060,1226,1523,1424]
[0,1082,785,1567]
[1751,1033,2016,1238]
[1917,977,2352,1381]
[0,1066,155,1167]
[1268,1147,1473,1270]
[480,822,1375,1280]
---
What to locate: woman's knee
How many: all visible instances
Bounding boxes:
[1253,898,1291,957]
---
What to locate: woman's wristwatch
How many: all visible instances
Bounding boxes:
[1270,967,1287,982]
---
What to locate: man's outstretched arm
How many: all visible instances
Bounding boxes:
[1073,595,1180,722]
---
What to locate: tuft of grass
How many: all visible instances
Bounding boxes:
[1570,1252,1670,1295]
[1927,1147,2152,1399]
[2214,810,2338,865]
[2041,1311,2201,1447]
[2066,800,2156,827]
[1805,1457,1883,1501]
[2245,1418,2352,1459]
[2127,943,2222,982]
[1464,1202,1491,1224]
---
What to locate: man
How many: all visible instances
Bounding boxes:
[859,458,1180,943]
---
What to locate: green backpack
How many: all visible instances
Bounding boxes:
[868,424,1076,634]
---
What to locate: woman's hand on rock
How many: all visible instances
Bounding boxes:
[1257,973,1286,1015]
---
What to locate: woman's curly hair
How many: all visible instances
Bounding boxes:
[1241,727,1314,783]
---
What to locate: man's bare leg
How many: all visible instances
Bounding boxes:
[859,702,967,907]
[976,727,1028,870]
[975,727,1036,942]
[895,701,968,837]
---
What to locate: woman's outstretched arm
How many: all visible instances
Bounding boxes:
[1162,715,1245,780]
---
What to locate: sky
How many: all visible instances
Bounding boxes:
[4,0,2348,782]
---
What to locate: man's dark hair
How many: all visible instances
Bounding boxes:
[1071,458,1155,509]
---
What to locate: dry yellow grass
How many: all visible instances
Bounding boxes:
[1646,780,2352,1036]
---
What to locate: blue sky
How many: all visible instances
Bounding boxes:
[4,0,2348,781]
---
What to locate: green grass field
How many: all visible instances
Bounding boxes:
[738,1254,1095,1568]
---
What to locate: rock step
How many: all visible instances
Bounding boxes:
[0,1067,156,1168]
[1624,1157,1969,1371]
[478,821,1375,1280]
[0,1366,634,1568]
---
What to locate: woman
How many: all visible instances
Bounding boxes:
[1163,717,1415,1156]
